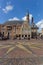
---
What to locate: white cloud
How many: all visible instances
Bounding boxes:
[36,19,43,28]
[22,14,32,21]
[9,14,32,21]
[2,5,13,13]
[22,16,26,21]
[36,19,43,32]
[9,17,20,21]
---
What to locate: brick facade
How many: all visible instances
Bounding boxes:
[0,13,38,39]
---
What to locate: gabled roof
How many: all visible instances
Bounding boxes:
[31,23,39,29]
[4,20,24,25]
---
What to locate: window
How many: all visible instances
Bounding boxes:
[7,26,12,30]
[22,35,24,37]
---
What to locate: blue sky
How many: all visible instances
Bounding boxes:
[0,0,43,24]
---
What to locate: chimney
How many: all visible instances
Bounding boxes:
[32,17,34,24]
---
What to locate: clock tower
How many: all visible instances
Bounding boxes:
[26,12,29,22]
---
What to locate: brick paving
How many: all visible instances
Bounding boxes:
[0,39,43,57]
[0,39,43,65]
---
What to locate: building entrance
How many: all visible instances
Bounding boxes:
[31,32,37,39]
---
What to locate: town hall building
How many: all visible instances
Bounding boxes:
[0,12,38,40]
